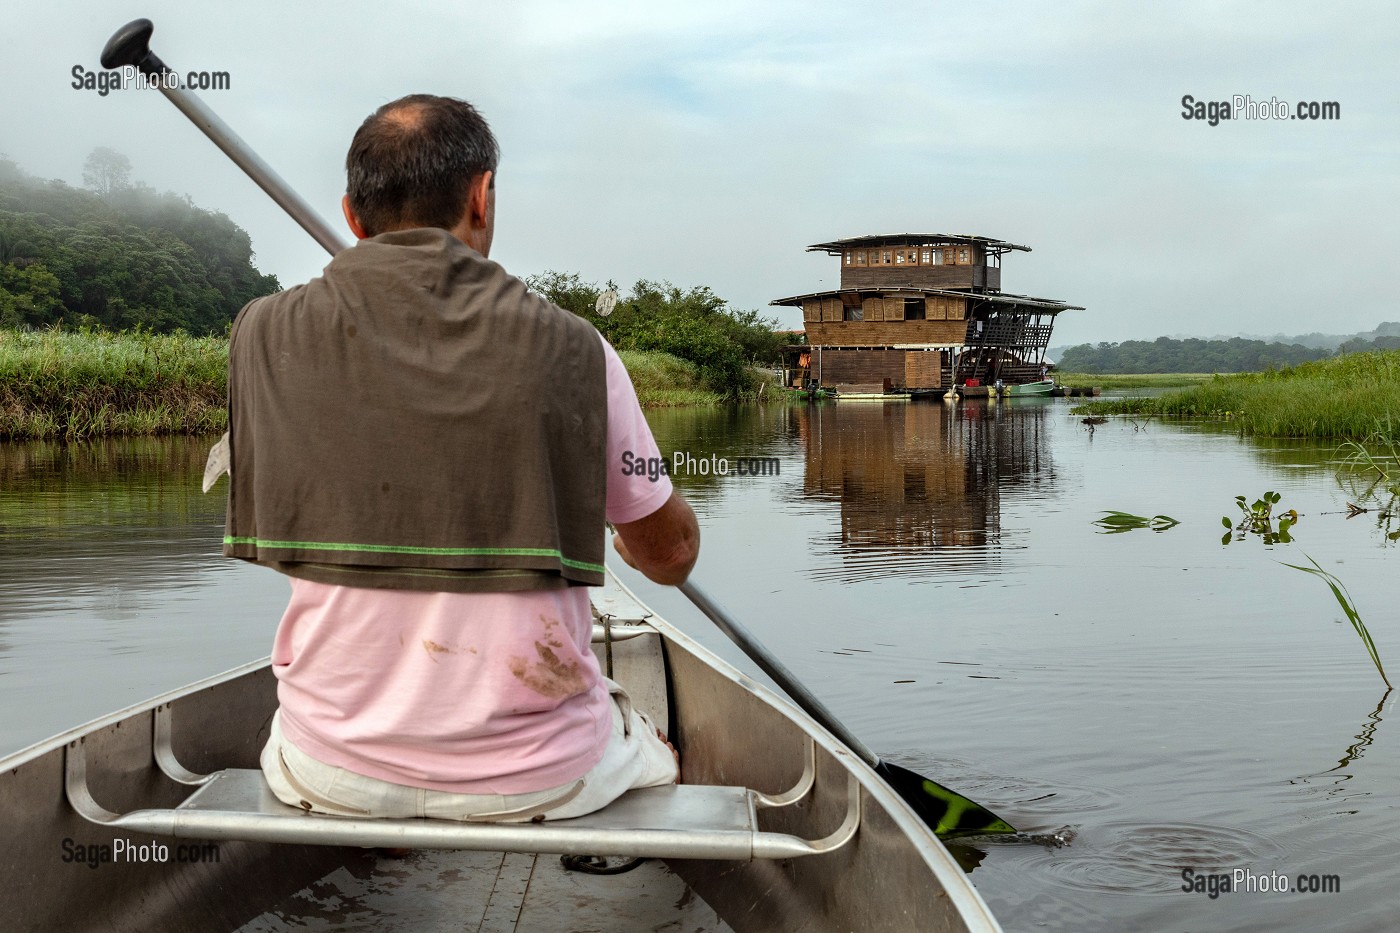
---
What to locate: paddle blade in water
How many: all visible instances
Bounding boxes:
[874,760,1016,838]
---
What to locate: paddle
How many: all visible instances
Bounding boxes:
[678,580,1014,838]
[100,17,1015,840]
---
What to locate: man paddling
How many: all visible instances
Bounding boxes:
[224,94,698,821]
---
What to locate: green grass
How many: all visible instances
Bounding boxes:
[1055,372,1215,389]
[0,332,770,440]
[1069,350,1400,439]
[0,328,227,440]
[617,349,725,407]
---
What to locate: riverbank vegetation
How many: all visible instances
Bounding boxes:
[1072,349,1400,439]
[1055,372,1213,389]
[0,328,227,439]
[527,272,786,400]
[0,329,775,440]
[617,350,728,406]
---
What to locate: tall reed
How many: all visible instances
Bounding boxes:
[1071,350,1400,439]
[0,329,227,440]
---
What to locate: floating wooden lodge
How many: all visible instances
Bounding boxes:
[773,234,1083,395]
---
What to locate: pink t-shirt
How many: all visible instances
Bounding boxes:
[271,334,673,794]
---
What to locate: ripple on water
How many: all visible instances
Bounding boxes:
[1021,821,1286,897]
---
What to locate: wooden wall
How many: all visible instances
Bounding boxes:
[839,265,998,291]
[805,320,969,346]
[808,348,944,389]
[904,350,942,388]
[816,349,906,387]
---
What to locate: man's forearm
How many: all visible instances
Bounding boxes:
[613,493,700,585]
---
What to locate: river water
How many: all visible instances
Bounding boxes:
[2,400,1397,931]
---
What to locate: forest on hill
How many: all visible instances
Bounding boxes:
[0,149,278,334]
[1061,336,1332,373]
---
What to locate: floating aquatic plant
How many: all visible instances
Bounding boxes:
[1282,554,1391,690]
[1221,490,1297,545]
[1093,511,1180,534]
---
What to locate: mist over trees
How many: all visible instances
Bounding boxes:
[81,147,132,196]
[0,150,279,334]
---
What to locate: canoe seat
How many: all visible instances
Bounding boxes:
[64,726,860,862]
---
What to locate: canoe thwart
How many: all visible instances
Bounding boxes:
[64,734,859,861]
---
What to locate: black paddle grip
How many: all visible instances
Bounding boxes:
[101,18,172,76]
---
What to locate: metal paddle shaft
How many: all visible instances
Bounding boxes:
[100,16,1014,839]
[678,579,1015,838]
[678,580,881,768]
[101,19,348,257]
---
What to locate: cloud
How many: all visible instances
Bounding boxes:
[8,0,1396,341]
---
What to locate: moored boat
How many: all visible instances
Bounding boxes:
[0,571,1003,932]
[1001,379,1056,397]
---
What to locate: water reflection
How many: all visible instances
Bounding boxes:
[794,400,1057,584]
[1292,688,1393,794]
[0,437,225,618]
[0,436,285,754]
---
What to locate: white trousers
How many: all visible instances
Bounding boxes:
[260,681,678,822]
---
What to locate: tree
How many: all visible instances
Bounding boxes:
[82,147,133,197]
[525,270,785,397]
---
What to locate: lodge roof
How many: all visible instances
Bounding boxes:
[770,287,1083,312]
[806,234,1032,255]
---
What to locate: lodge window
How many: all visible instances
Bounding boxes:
[921,249,934,265]
[957,248,970,264]
[904,297,926,320]
[844,251,852,265]
[855,250,866,265]
[843,305,864,321]
[943,248,955,264]
[882,250,892,264]
[895,249,907,264]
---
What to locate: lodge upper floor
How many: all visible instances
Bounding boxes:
[808,234,1030,292]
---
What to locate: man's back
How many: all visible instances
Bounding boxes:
[236,92,697,821]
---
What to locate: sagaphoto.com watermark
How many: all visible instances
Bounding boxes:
[62,836,220,869]
[1181,94,1340,126]
[71,64,231,97]
[620,451,781,482]
[1181,867,1341,898]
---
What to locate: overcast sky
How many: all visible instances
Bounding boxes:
[7,1,1398,346]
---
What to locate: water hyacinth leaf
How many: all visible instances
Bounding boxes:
[1222,516,1234,529]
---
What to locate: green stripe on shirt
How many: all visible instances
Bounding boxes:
[223,537,606,574]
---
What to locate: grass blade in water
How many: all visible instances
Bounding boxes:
[1093,511,1180,534]
[1281,554,1392,689]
